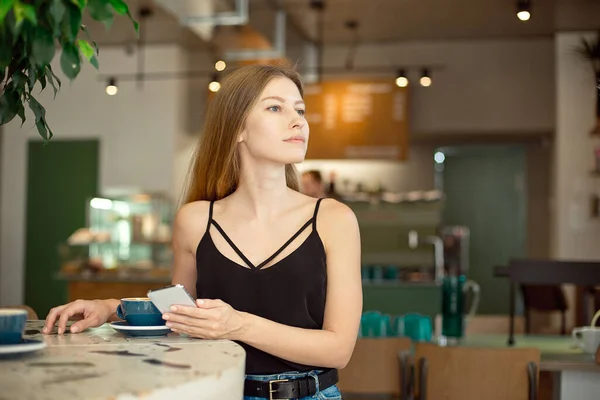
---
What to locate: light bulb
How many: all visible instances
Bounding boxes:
[106,77,118,95]
[517,10,530,21]
[396,76,408,88]
[106,85,117,95]
[434,151,445,164]
[215,60,226,71]
[208,81,221,92]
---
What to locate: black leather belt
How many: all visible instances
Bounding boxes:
[244,368,339,399]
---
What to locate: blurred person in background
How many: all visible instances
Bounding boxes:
[301,170,326,198]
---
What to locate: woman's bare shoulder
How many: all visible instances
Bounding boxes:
[318,198,357,223]
[316,198,359,239]
[174,201,212,238]
[315,198,360,258]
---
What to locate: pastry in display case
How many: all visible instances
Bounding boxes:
[59,192,174,275]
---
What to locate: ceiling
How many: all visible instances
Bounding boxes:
[83,0,600,53]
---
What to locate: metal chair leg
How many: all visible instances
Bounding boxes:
[508,283,516,346]
[398,351,410,400]
[527,361,538,400]
[418,358,428,400]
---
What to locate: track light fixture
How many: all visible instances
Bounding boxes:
[395,69,408,87]
[208,73,221,93]
[420,68,432,87]
[106,77,118,95]
[517,0,531,21]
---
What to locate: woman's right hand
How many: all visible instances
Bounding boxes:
[43,299,117,335]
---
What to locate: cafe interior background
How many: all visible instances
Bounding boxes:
[1,0,600,398]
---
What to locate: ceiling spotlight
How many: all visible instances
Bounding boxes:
[106,77,118,95]
[215,60,226,71]
[396,69,408,88]
[420,68,432,87]
[517,0,531,21]
[208,74,220,93]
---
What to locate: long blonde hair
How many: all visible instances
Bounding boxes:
[182,65,303,204]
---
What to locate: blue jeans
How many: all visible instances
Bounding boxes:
[244,369,342,400]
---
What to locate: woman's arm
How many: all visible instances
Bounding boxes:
[170,202,207,297]
[235,200,362,369]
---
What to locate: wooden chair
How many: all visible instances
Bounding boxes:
[506,258,600,345]
[414,342,540,400]
[3,305,38,320]
[338,337,412,399]
[521,284,567,334]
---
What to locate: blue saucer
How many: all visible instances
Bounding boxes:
[109,321,171,337]
[0,338,46,356]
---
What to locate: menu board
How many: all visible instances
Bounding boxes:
[303,79,408,160]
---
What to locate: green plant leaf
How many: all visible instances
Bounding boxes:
[81,25,99,55]
[13,2,36,30]
[28,63,36,90]
[61,3,82,40]
[0,29,11,68]
[35,119,52,141]
[5,9,21,40]
[77,39,94,60]
[11,70,27,90]
[129,13,139,37]
[49,0,66,37]
[108,0,128,15]
[88,0,114,30]
[29,95,53,140]
[110,0,140,37]
[71,0,87,9]
[45,65,60,98]
[17,101,25,126]
[31,28,55,67]
[38,71,46,91]
[12,5,24,35]
[20,3,36,24]
[0,89,19,125]
[47,64,62,88]
[60,43,80,80]
[0,0,14,22]
[90,55,99,69]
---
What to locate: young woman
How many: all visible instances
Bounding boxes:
[43,65,362,400]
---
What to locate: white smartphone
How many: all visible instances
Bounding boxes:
[147,284,197,313]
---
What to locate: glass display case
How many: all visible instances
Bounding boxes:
[59,192,174,273]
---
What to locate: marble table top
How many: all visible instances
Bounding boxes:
[0,320,246,400]
[462,334,600,372]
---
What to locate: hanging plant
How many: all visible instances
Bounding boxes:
[0,0,138,141]
[575,31,600,135]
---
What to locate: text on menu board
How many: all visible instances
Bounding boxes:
[303,79,408,160]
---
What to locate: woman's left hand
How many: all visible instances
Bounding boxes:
[162,299,245,340]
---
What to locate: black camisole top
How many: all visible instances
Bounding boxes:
[195,198,327,374]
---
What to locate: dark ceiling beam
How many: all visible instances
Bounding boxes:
[261,0,318,46]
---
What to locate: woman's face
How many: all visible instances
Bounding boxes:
[238,76,309,165]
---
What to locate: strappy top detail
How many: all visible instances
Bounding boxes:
[205,198,323,271]
[195,198,327,374]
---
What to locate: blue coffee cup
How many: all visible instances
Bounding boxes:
[116,298,163,326]
[0,309,28,344]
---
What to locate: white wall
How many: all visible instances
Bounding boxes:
[318,39,555,135]
[553,32,600,259]
[553,32,600,329]
[0,45,189,306]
